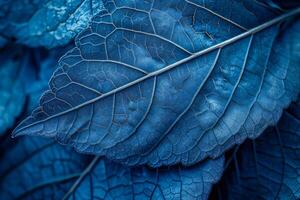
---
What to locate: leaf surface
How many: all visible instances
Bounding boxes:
[213,98,300,200]
[0,0,104,48]
[0,136,223,200]
[21,47,72,112]
[63,156,224,200]
[0,136,91,200]
[13,0,300,167]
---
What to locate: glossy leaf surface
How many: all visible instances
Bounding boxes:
[13,1,300,167]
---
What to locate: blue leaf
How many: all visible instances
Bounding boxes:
[0,54,26,135]
[62,156,224,200]
[213,99,300,199]
[0,136,91,200]
[13,1,300,167]
[260,0,300,10]
[22,46,73,112]
[0,0,104,48]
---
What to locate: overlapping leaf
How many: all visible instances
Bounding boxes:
[63,156,224,200]
[0,136,91,200]
[13,0,300,167]
[213,98,300,199]
[0,135,223,200]
[0,0,103,48]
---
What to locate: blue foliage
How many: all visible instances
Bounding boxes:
[0,1,299,199]
[0,52,26,135]
[0,136,92,199]
[261,0,300,10]
[0,45,70,136]
[64,156,224,200]
[13,0,300,167]
[20,46,73,111]
[213,98,300,199]
[0,136,223,200]
[0,0,104,48]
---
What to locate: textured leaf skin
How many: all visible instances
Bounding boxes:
[213,98,300,200]
[64,156,224,200]
[0,0,103,48]
[0,55,25,135]
[13,1,300,167]
[0,136,91,200]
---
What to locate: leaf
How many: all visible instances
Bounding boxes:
[63,156,224,200]
[0,53,25,136]
[0,45,70,136]
[261,0,300,10]
[13,1,300,167]
[0,138,223,200]
[0,0,104,48]
[213,98,300,200]
[21,46,73,112]
[0,136,91,200]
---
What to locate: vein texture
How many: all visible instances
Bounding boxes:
[63,156,224,200]
[214,97,300,200]
[13,0,300,167]
[0,137,91,200]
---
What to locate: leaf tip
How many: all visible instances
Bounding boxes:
[11,128,24,138]
[11,121,28,138]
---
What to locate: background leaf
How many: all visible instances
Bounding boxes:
[20,46,73,111]
[211,98,300,200]
[260,0,300,10]
[13,1,300,167]
[0,0,104,48]
[0,50,26,136]
[63,156,224,200]
[0,136,92,200]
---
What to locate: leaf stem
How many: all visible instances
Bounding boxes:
[62,155,101,200]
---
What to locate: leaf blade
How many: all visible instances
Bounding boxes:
[13,2,300,167]
[214,98,300,200]
[63,156,224,200]
[0,137,91,200]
